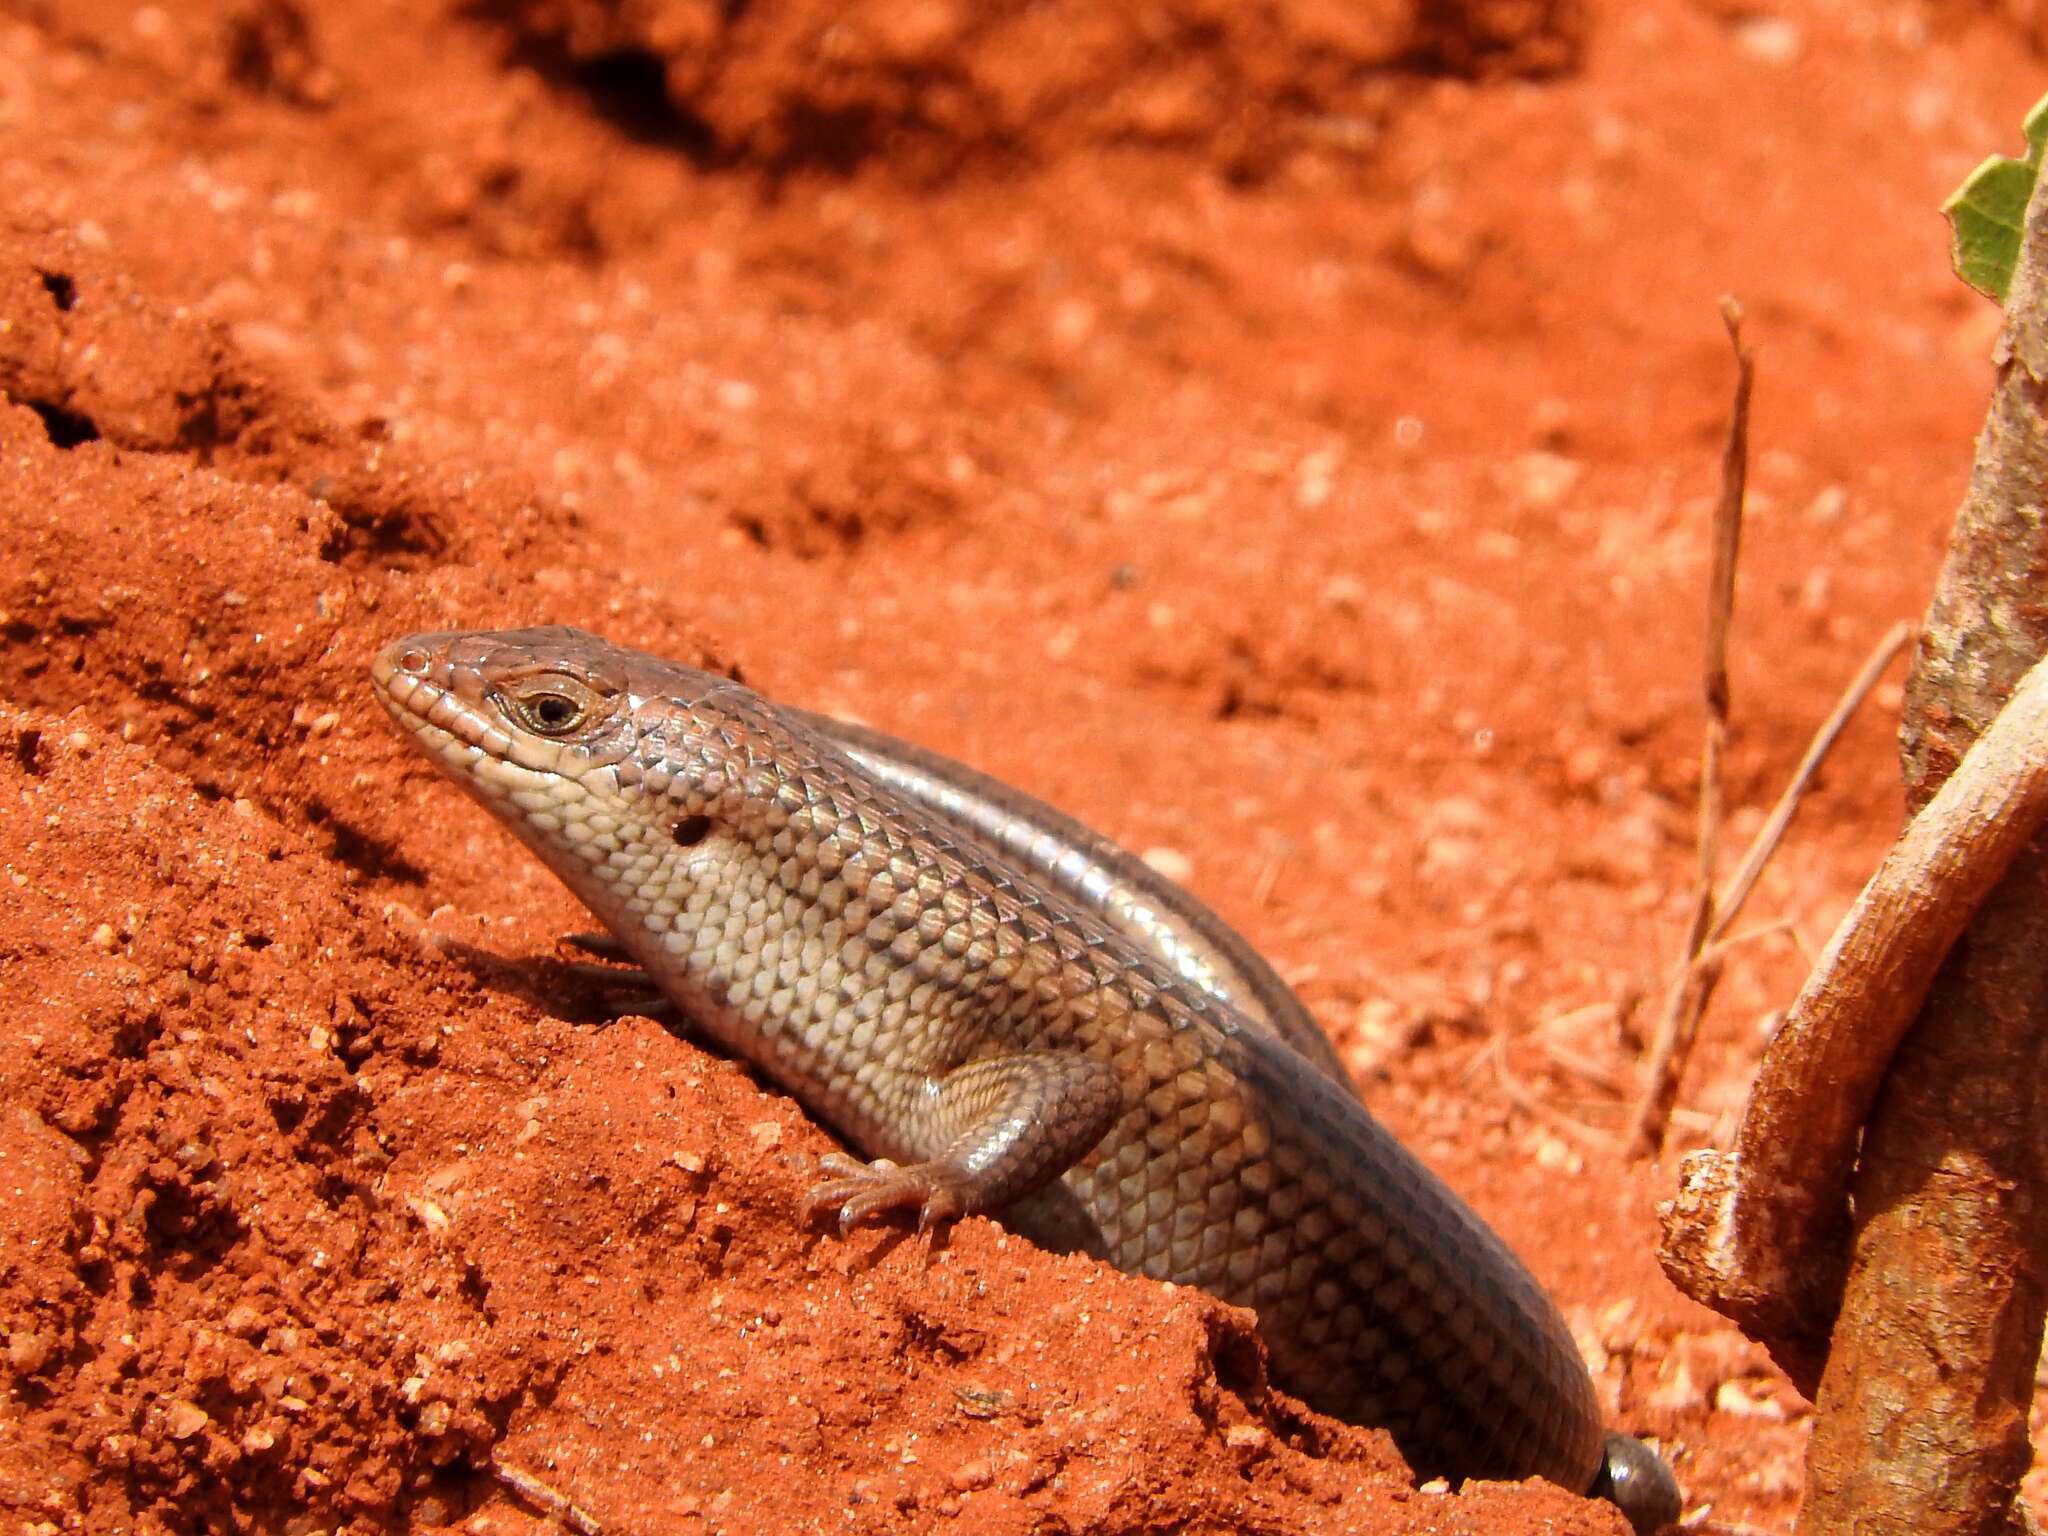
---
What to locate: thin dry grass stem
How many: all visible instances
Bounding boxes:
[1668,1106,1725,1135]
[1531,1001,1638,1093]
[1536,1000,1619,1036]
[1630,955,1730,1158]
[1467,1019,1625,1142]
[1459,1029,1505,1087]
[1705,620,1915,947]
[492,1457,605,1536]
[1486,1040,1619,1148]
[1612,976,1647,1052]
[1540,1038,1632,1097]
[1552,1095,1633,1118]
[1627,299,1751,1160]
[1698,916,1798,968]
[1252,851,1285,908]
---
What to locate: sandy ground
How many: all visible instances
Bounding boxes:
[0,1,2042,1531]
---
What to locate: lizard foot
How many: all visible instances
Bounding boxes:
[802,1153,965,1236]
[556,936,680,1024]
[554,959,676,1024]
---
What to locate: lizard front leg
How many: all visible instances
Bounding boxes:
[802,1052,1124,1234]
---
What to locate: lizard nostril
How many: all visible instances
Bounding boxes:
[395,647,430,674]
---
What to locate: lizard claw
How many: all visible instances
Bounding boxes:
[563,931,633,961]
[802,1154,965,1236]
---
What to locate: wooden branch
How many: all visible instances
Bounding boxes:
[1656,648,2048,1385]
[1797,136,2048,1536]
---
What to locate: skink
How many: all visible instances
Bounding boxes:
[370,626,1679,1532]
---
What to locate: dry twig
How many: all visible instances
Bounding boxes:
[493,1455,606,1536]
[1705,619,1915,946]
[1626,378,1914,1160]
[1483,1035,1618,1148]
[1626,299,1750,1158]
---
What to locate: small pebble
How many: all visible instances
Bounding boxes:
[1140,847,1193,884]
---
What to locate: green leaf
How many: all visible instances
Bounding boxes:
[1943,93,2048,303]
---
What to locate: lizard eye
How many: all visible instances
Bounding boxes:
[506,679,598,736]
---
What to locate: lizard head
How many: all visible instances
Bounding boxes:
[374,626,637,761]
[369,626,769,921]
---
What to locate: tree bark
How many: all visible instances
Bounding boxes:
[1798,144,2048,1536]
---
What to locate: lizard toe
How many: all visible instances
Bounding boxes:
[802,1156,960,1235]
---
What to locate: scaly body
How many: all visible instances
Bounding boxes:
[371,626,1677,1531]
[784,705,1351,1085]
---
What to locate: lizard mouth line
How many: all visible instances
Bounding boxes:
[371,639,628,787]
[370,648,499,760]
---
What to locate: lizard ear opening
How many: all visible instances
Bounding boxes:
[672,814,712,847]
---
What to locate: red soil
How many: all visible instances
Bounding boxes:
[0,2,2039,1531]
